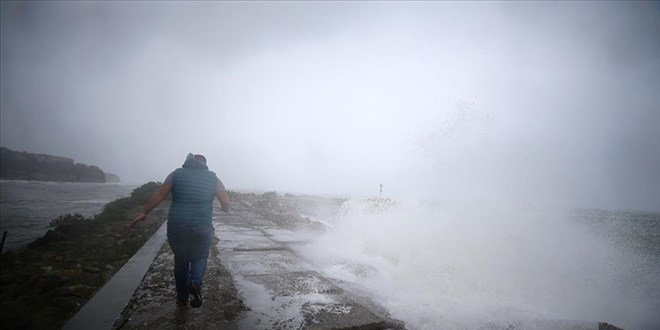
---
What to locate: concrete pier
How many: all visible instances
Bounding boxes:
[106,198,402,329]
[215,201,402,329]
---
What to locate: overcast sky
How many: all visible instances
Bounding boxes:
[1,1,658,211]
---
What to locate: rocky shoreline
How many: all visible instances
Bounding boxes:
[0,182,165,329]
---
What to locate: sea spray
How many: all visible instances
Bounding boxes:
[292,198,660,329]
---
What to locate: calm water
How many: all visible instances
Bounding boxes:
[0,180,136,251]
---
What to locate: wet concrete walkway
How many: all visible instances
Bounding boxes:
[215,200,403,329]
[77,198,402,329]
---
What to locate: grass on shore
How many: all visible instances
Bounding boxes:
[0,182,166,329]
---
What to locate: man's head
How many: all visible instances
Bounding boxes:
[194,154,207,164]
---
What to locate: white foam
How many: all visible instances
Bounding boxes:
[292,199,660,329]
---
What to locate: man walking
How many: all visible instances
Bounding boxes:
[130,153,230,308]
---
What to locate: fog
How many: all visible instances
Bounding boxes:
[1,1,659,212]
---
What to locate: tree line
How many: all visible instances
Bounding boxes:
[0,147,111,183]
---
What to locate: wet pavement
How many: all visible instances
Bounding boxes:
[112,235,243,330]
[104,197,402,329]
[215,199,404,329]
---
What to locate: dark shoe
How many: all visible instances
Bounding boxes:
[187,281,202,308]
[177,299,188,307]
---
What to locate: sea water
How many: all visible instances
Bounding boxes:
[0,180,136,251]
[292,198,660,330]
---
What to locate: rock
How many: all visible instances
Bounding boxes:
[599,322,624,330]
[44,286,72,299]
[28,230,64,248]
[55,269,84,280]
[1,283,21,299]
[0,273,13,285]
[39,275,65,293]
[68,285,95,298]
[82,266,100,273]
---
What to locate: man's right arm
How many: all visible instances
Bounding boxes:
[128,183,172,227]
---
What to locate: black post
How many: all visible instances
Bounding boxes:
[0,231,7,254]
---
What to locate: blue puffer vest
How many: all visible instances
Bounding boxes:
[168,154,217,225]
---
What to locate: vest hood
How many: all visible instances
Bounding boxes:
[182,153,208,170]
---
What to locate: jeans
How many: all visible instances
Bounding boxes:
[167,222,213,301]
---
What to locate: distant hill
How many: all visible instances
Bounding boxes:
[104,172,121,183]
[0,147,121,183]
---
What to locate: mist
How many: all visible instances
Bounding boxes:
[1,1,659,212]
[293,197,660,329]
